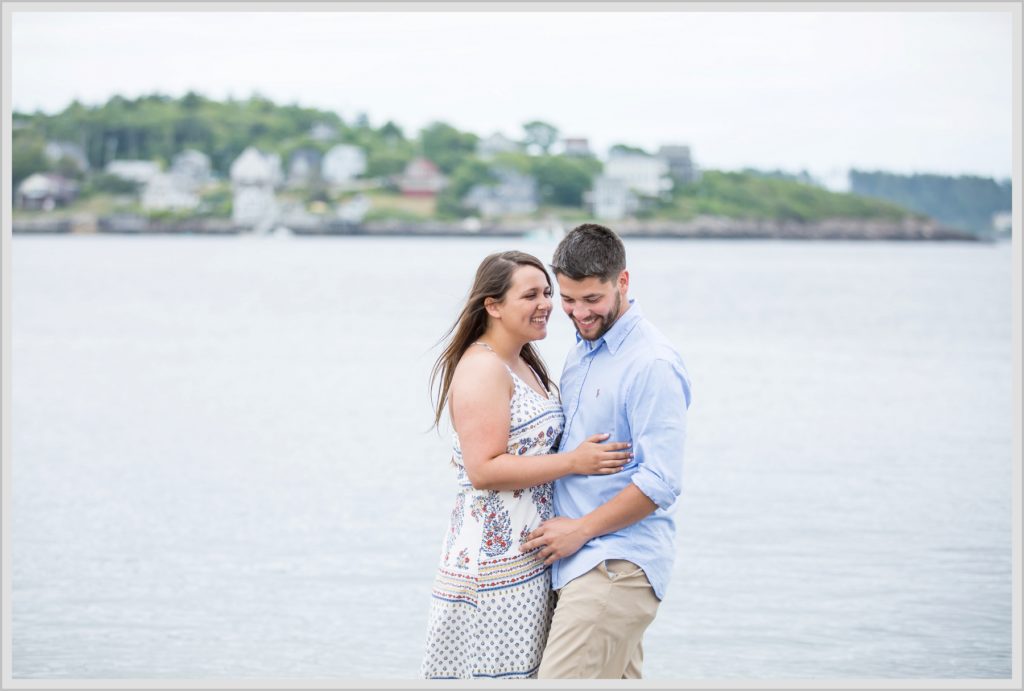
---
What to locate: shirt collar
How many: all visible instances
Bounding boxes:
[577,298,642,355]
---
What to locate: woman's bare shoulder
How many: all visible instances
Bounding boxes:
[452,348,510,387]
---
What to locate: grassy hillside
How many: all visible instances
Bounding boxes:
[665,171,917,222]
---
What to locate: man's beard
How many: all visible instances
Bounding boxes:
[576,290,622,341]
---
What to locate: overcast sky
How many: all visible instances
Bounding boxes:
[9,8,1015,185]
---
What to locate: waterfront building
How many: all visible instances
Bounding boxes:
[589,175,640,221]
[229,147,280,229]
[657,144,700,185]
[170,150,213,188]
[322,144,367,185]
[604,153,673,198]
[476,132,521,160]
[105,159,161,185]
[399,157,446,197]
[287,148,323,187]
[561,137,593,158]
[142,173,200,211]
[991,210,1012,236]
[462,168,539,218]
[16,173,79,211]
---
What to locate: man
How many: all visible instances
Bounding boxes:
[520,223,692,679]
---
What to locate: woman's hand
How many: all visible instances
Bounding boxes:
[569,433,632,475]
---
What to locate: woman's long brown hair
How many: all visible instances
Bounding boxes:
[431,251,553,428]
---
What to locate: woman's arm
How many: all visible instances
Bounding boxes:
[450,355,629,491]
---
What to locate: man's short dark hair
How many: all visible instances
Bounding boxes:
[551,223,627,282]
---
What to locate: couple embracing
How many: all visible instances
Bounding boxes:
[421,223,692,679]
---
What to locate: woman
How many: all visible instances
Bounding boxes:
[421,251,632,679]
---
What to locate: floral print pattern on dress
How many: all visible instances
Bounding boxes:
[530,483,554,522]
[444,492,466,563]
[478,493,513,558]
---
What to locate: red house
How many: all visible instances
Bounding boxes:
[399,157,446,197]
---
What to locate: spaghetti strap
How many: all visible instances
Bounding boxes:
[471,341,513,375]
[524,364,547,394]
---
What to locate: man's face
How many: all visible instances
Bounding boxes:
[556,271,629,341]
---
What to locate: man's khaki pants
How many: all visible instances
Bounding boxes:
[538,559,660,679]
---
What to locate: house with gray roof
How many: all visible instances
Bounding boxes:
[476,132,521,160]
[463,168,539,218]
[657,144,700,184]
[16,173,79,211]
[287,148,323,187]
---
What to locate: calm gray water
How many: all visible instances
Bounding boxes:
[10,235,1013,679]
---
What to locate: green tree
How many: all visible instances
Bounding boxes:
[80,173,139,197]
[420,122,478,174]
[53,156,85,180]
[378,120,405,142]
[366,148,414,178]
[669,171,911,222]
[609,143,649,157]
[849,170,1011,233]
[12,130,48,188]
[522,120,559,155]
[529,155,599,206]
[436,158,496,218]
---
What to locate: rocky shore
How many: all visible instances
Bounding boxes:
[608,215,981,241]
[12,213,985,241]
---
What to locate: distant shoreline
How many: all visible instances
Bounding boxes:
[11,213,991,242]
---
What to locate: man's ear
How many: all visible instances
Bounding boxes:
[618,269,630,294]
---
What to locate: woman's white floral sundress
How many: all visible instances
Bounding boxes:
[421,345,564,679]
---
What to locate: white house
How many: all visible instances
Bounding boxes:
[170,149,212,188]
[476,132,521,160]
[229,147,280,229]
[322,144,367,185]
[604,153,673,197]
[590,175,639,221]
[992,210,1012,236]
[105,159,161,185]
[142,173,200,211]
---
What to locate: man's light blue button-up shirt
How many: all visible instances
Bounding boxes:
[552,299,691,600]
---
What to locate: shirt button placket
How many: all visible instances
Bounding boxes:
[564,353,594,441]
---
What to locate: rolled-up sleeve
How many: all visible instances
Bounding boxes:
[626,357,691,510]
